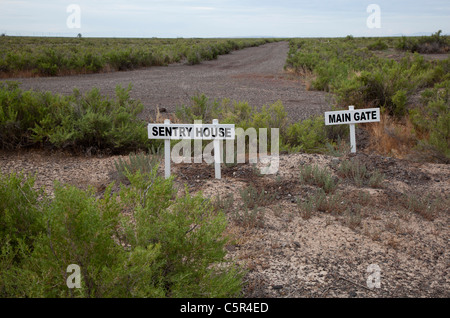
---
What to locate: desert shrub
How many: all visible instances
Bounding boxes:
[285,116,328,153]
[397,31,449,54]
[337,158,385,188]
[0,82,153,153]
[0,172,45,261]
[410,80,450,162]
[0,37,277,77]
[367,39,389,51]
[187,50,201,65]
[232,206,265,229]
[238,184,274,210]
[298,189,347,218]
[299,164,338,194]
[114,151,162,183]
[400,193,448,221]
[335,54,434,117]
[212,192,235,213]
[0,169,244,298]
[175,94,221,123]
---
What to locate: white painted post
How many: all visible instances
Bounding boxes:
[348,106,356,153]
[164,119,171,179]
[213,119,221,179]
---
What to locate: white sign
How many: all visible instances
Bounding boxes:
[148,123,235,140]
[324,106,380,153]
[148,119,235,179]
[325,107,380,125]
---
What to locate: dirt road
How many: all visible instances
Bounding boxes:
[12,41,331,122]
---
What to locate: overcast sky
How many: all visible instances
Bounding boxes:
[0,0,449,38]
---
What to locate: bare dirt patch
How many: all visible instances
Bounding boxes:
[1,149,448,298]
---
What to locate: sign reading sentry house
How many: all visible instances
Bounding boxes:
[325,108,380,125]
[148,123,235,140]
[148,120,235,180]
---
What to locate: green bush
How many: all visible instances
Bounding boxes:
[410,80,450,162]
[337,158,385,188]
[0,82,154,153]
[0,172,44,258]
[0,169,244,298]
[397,31,449,54]
[299,164,338,193]
[114,151,162,183]
[367,39,388,51]
[285,116,328,153]
[0,37,277,77]
[286,37,447,121]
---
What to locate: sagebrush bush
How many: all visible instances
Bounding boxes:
[0,37,277,77]
[410,80,450,162]
[0,82,155,153]
[367,39,389,51]
[337,158,385,188]
[0,169,244,298]
[0,172,45,261]
[174,94,348,155]
[286,36,448,121]
[396,31,449,54]
[114,151,162,183]
[299,164,338,193]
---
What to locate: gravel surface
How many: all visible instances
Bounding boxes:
[12,41,332,122]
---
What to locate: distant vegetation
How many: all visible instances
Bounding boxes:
[396,30,449,54]
[285,32,449,162]
[0,33,448,161]
[0,82,155,154]
[0,168,244,297]
[0,37,279,77]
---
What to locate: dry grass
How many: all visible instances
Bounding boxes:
[285,66,316,91]
[365,113,417,159]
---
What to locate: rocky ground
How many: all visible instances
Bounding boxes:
[1,148,448,298]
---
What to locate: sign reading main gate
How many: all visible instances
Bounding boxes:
[324,106,380,153]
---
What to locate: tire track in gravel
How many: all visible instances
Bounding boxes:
[11,41,332,122]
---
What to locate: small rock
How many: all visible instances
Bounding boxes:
[272,285,283,290]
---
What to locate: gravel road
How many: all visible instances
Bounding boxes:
[12,41,332,122]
